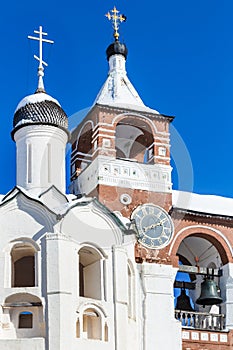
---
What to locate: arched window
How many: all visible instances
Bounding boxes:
[78,246,105,300]
[174,234,225,331]
[18,312,33,329]
[11,243,36,287]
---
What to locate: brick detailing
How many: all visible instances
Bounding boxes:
[89,185,172,217]
[182,329,233,349]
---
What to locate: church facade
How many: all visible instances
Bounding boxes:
[0,9,233,350]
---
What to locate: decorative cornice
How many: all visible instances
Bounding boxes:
[95,103,175,122]
[171,206,233,222]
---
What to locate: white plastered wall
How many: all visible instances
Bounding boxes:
[14,125,68,194]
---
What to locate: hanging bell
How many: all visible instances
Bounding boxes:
[176,288,194,312]
[196,277,223,307]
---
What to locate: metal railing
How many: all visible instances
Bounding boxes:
[175,310,225,331]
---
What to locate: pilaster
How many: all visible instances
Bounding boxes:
[141,263,181,350]
[45,233,74,350]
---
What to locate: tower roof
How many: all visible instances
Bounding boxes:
[93,7,159,114]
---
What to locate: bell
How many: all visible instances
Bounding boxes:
[196,277,223,307]
[176,288,194,312]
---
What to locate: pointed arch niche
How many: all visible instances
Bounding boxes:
[78,245,106,300]
[115,116,155,164]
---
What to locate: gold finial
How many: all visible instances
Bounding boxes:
[105,6,126,41]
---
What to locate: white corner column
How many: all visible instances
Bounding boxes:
[141,263,182,350]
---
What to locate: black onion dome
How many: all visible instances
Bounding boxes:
[12,93,68,136]
[106,40,128,61]
[13,100,68,128]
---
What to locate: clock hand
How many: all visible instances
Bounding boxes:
[143,222,162,232]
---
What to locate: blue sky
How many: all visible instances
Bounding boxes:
[0,0,232,197]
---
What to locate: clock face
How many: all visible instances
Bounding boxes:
[131,204,174,249]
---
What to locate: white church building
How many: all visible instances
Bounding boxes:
[0,8,233,350]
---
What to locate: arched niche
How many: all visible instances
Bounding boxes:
[78,245,106,300]
[9,238,40,288]
[76,304,108,341]
[3,293,45,339]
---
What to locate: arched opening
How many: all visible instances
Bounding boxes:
[72,122,93,176]
[11,243,36,287]
[174,233,226,331]
[177,236,223,270]
[115,117,154,164]
[78,246,104,300]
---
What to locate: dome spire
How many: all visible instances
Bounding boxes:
[105,6,126,41]
[28,26,54,93]
[93,7,159,113]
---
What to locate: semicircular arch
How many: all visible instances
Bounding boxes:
[169,225,233,266]
[112,112,158,134]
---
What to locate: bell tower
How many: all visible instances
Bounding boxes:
[69,8,184,350]
[70,7,174,217]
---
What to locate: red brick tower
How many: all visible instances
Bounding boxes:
[70,33,174,218]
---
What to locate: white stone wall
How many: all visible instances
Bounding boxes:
[0,338,45,350]
[0,186,182,350]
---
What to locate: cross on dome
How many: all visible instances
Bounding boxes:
[105,6,126,41]
[28,26,54,93]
